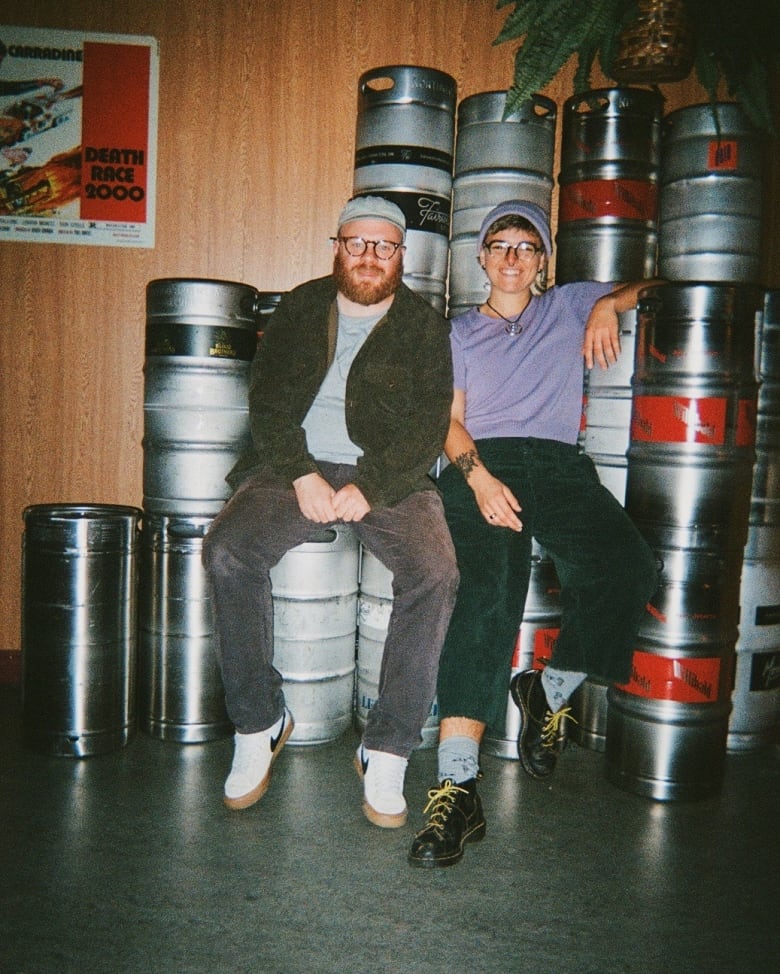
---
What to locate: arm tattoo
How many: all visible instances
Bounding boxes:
[453,449,480,480]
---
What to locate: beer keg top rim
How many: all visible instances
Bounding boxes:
[337,195,406,239]
[477,200,552,256]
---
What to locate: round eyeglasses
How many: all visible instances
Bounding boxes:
[483,240,542,262]
[331,236,403,260]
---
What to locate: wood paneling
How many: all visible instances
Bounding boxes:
[1,0,777,661]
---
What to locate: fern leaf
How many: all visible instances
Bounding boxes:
[493,0,553,47]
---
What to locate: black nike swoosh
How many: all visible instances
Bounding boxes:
[270,713,286,752]
[359,748,369,776]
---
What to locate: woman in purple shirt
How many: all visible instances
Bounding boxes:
[409,201,658,868]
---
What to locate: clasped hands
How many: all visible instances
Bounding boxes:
[293,471,371,523]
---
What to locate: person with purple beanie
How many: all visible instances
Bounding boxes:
[408,200,659,868]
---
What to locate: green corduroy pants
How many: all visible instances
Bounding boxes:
[436,437,658,733]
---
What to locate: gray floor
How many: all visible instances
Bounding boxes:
[2,684,779,974]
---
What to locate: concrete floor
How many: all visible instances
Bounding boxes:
[1,684,779,974]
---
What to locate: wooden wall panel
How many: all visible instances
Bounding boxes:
[1,0,777,663]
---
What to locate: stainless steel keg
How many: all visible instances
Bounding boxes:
[658,102,765,283]
[448,91,556,317]
[353,65,457,311]
[22,504,141,757]
[607,283,762,800]
[355,546,439,749]
[270,525,360,745]
[729,288,780,751]
[137,514,231,743]
[143,278,259,517]
[583,308,638,504]
[556,88,662,284]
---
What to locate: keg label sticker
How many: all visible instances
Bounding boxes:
[511,627,559,669]
[708,140,739,170]
[145,323,257,360]
[354,144,453,173]
[356,190,451,236]
[631,396,727,443]
[749,650,780,691]
[755,604,780,626]
[558,180,657,222]
[619,651,722,702]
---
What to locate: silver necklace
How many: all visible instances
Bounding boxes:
[486,298,528,335]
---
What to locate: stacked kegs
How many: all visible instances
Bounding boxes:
[556,87,662,284]
[658,103,764,284]
[729,289,780,750]
[270,527,360,745]
[607,282,763,800]
[21,504,142,756]
[353,65,457,312]
[355,547,439,748]
[140,278,261,742]
[582,308,639,504]
[448,91,557,317]
[484,542,561,759]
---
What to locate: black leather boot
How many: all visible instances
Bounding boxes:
[408,778,486,868]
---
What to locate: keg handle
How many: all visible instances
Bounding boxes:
[165,519,211,539]
[529,93,557,120]
[305,527,338,544]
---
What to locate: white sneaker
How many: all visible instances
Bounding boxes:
[354,745,408,828]
[224,709,294,810]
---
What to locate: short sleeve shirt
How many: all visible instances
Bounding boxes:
[450,282,614,446]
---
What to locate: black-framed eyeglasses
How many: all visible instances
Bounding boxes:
[331,236,403,260]
[483,240,543,262]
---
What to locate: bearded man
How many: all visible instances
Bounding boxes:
[203,196,458,828]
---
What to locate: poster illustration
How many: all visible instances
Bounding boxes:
[0,25,158,247]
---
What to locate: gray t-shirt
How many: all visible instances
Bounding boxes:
[451,281,613,446]
[302,309,384,463]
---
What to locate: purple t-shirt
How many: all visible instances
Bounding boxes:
[451,282,614,446]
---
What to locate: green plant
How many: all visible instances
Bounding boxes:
[492,0,779,132]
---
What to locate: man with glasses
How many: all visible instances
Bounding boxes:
[408,200,658,867]
[203,196,458,828]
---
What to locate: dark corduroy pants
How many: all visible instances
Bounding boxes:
[436,438,658,733]
[202,463,458,757]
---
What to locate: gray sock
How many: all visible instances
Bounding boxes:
[437,735,480,784]
[541,666,587,712]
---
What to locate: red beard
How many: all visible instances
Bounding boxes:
[333,248,403,306]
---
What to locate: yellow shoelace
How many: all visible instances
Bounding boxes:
[540,706,577,749]
[421,779,467,831]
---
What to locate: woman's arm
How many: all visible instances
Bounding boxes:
[445,390,523,532]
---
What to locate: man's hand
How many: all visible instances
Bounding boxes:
[293,472,339,523]
[332,483,371,522]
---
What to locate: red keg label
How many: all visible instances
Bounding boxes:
[511,627,559,669]
[707,140,739,170]
[558,180,657,221]
[631,396,727,444]
[618,650,722,703]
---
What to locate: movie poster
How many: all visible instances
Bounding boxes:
[0,25,158,247]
